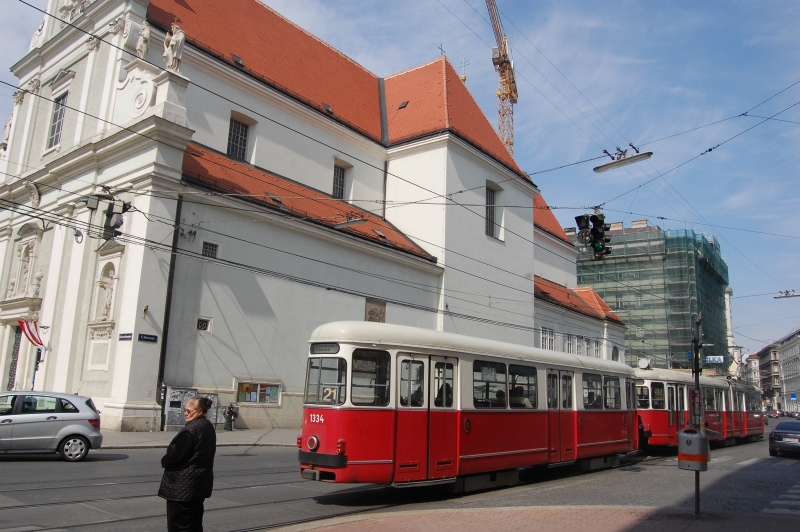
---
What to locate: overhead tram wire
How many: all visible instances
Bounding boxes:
[449,3,793,302]
[14,3,758,324]
[0,197,638,350]
[600,98,800,207]
[18,2,556,266]
[468,0,800,292]
[0,79,579,289]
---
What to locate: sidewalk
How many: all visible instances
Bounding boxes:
[100,427,300,449]
[281,506,799,532]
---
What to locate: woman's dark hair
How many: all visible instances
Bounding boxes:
[189,396,213,415]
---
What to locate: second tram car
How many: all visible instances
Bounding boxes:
[298,322,637,486]
[635,366,764,449]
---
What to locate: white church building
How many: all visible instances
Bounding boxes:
[0,0,624,431]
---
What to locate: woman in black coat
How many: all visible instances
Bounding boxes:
[159,396,217,532]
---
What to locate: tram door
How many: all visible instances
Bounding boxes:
[677,385,686,428]
[667,385,677,445]
[547,370,575,463]
[395,354,429,482]
[428,357,457,480]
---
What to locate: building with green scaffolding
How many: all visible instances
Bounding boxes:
[565,220,730,372]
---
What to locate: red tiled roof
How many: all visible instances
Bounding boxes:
[181,144,436,261]
[572,286,624,324]
[385,58,526,178]
[148,0,382,141]
[535,276,622,323]
[533,194,572,244]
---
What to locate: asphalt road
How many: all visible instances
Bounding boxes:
[0,423,796,531]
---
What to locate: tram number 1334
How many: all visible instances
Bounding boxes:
[309,413,325,423]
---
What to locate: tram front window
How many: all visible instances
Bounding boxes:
[351,349,391,406]
[305,357,346,405]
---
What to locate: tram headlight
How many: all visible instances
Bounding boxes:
[307,435,320,451]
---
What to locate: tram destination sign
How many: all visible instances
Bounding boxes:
[704,356,724,363]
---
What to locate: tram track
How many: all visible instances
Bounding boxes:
[0,465,300,495]
[14,484,391,531]
[0,474,314,512]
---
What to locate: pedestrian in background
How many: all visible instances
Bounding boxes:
[159,396,216,531]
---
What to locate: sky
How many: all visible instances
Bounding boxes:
[2,0,800,358]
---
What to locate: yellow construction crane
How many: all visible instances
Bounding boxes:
[485,0,518,155]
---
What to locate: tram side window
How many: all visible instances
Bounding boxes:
[304,357,346,405]
[636,382,650,409]
[351,349,391,406]
[603,376,621,409]
[703,387,716,411]
[399,359,425,407]
[547,373,558,409]
[433,362,455,407]
[651,382,665,409]
[582,373,602,410]
[715,389,725,411]
[508,365,536,409]
[473,360,507,408]
[747,392,760,411]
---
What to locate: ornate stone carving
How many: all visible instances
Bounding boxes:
[136,20,150,60]
[32,271,43,298]
[0,111,11,154]
[23,181,40,208]
[59,0,95,27]
[118,60,158,119]
[30,18,45,51]
[90,325,114,341]
[11,91,25,105]
[26,78,40,94]
[5,280,15,300]
[86,36,100,52]
[162,24,185,73]
[108,17,124,35]
[122,16,132,40]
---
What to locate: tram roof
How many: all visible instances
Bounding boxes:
[634,367,747,389]
[310,321,634,375]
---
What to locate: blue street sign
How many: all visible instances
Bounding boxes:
[792,393,797,401]
[705,356,724,364]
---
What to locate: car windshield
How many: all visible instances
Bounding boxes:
[776,421,800,432]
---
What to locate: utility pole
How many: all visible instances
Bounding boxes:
[691,313,703,515]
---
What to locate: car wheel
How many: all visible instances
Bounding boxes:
[59,435,90,462]
[769,447,778,457]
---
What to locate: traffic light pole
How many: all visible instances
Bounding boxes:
[691,313,703,515]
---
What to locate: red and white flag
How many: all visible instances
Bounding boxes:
[18,320,44,347]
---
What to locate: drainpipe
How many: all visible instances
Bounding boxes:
[378,78,389,218]
[157,194,183,429]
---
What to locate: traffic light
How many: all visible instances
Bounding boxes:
[101,200,131,240]
[589,213,611,260]
[574,215,591,244]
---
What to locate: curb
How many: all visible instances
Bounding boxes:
[100,443,297,450]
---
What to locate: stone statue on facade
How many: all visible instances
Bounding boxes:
[101,280,114,321]
[1,112,11,153]
[136,20,150,60]
[30,18,44,51]
[162,24,185,73]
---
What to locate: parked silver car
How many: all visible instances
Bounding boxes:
[0,391,102,461]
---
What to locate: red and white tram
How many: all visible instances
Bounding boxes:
[635,367,764,449]
[298,322,637,486]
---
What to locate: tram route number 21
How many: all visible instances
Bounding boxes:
[309,413,325,423]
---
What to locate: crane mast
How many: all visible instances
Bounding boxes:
[485,0,518,155]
